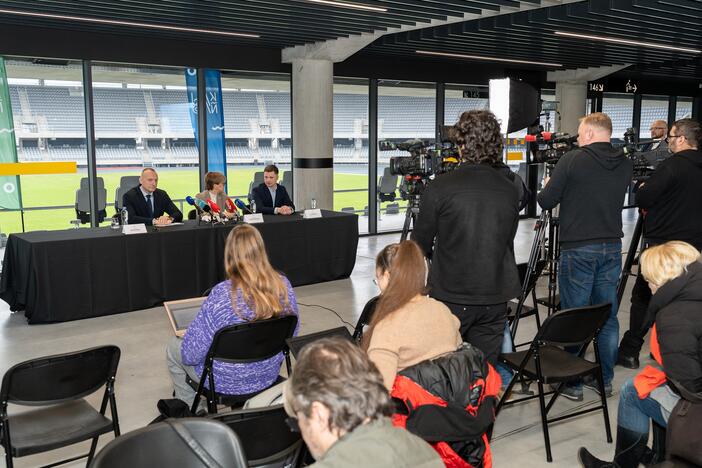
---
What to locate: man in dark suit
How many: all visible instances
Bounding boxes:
[251,164,295,215]
[122,168,183,225]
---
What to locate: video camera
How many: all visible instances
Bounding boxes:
[527,129,578,165]
[622,127,656,180]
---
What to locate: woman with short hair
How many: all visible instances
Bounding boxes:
[166,224,299,408]
[196,171,235,218]
[363,240,462,391]
[579,241,702,467]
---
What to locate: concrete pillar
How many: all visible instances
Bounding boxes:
[555,81,587,136]
[291,59,333,210]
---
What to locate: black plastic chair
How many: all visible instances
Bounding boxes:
[352,295,379,342]
[91,418,247,468]
[212,404,303,467]
[507,260,548,348]
[0,345,121,468]
[186,315,298,414]
[496,304,613,463]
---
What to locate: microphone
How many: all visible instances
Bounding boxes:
[195,198,211,213]
[206,199,221,213]
[225,198,236,213]
[234,198,253,214]
[525,132,572,142]
[185,196,203,215]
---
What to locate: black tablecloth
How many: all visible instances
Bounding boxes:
[0,211,358,324]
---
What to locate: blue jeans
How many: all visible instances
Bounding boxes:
[497,322,514,387]
[618,379,667,435]
[559,241,621,385]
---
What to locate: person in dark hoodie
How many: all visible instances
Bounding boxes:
[618,118,702,370]
[579,241,702,468]
[412,110,522,367]
[538,112,633,400]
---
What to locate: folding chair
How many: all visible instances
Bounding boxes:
[212,404,303,467]
[186,315,298,414]
[496,304,613,463]
[507,259,548,348]
[0,345,121,468]
[352,295,379,342]
[91,418,247,468]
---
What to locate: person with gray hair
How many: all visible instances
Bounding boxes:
[283,337,442,467]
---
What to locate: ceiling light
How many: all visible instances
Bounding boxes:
[555,31,700,54]
[0,8,260,38]
[416,50,562,68]
[307,0,387,13]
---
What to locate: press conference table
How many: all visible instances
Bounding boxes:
[0,211,358,324]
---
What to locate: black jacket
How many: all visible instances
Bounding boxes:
[251,183,295,215]
[122,186,183,225]
[537,142,633,249]
[412,164,521,305]
[649,261,702,395]
[637,149,702,248]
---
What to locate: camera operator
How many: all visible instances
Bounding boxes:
[538,112,633,400]
[642,120,670,168]
[617,118,702,369]
[412,110,522,367]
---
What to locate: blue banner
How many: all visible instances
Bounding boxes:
[185,68,227,185]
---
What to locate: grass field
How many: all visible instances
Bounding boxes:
[0,165,407,234]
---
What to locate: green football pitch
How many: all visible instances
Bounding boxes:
[0,166,406,234]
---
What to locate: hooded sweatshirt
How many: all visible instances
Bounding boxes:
[637,149,702,248]
[537,142,633,249]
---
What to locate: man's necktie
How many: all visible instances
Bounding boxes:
[146,194,154,219]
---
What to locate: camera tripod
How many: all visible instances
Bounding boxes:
[400,194,421,241]
[616,208,645,306]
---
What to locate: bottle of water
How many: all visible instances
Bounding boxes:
[121,207,128,225]
[311,198,317,210]
[251,199,257,214]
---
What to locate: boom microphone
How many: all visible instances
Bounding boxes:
[234,198,252,214]
[206,199,221,213]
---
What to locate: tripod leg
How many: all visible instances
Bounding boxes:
[400,207,413,241]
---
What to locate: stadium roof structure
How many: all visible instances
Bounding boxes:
[0,0,700,81]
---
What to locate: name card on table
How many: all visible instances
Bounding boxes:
[303,209,322,219]
[122,223,148,235]
[244,213,264,224]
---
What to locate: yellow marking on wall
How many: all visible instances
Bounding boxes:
[0,162,77,176]
[506,151,524,162]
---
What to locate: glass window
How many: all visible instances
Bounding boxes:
[676,97,693,120]
[602,93,634,140]
[2,58,87,233]
[220,71,291,205]
[640,95,668,139]
[91,63,197,224]
[444,85,488,126]
[333,78,368,234]
[377,81,435,233]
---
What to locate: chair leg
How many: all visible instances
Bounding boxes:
[3,424,13,468]
[595,369,613,443]
[536,379,553,463]
[86,436,100,466]
[109,393,121,437]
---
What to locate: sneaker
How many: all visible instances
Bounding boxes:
[550,383,583,401]
[577,447,615,468]
[583,376,613,398]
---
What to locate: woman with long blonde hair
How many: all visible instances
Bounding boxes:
[167,224,299,406]
[363,240,462,391]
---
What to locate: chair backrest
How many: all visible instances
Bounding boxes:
[534,304,611,348]
[76,187,107,212]
[91,418,248,468]
[213,405,302,467]
[378,168,398,195]
[252,171,265,187]
[208,315,298,364]
[353,295,379,341]
[281,170,292,185]
[287,326,353,359]
[0,345,120,406]
[119,175,141,190]
[79,177,105,189]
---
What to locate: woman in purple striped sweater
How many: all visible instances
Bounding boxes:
[166,224,299,408]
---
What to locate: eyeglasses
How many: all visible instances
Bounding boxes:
[372,278,379,286]
[285,416,300,433]
[666,134,683,142]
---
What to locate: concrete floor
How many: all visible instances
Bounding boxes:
[0,210,646,467]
